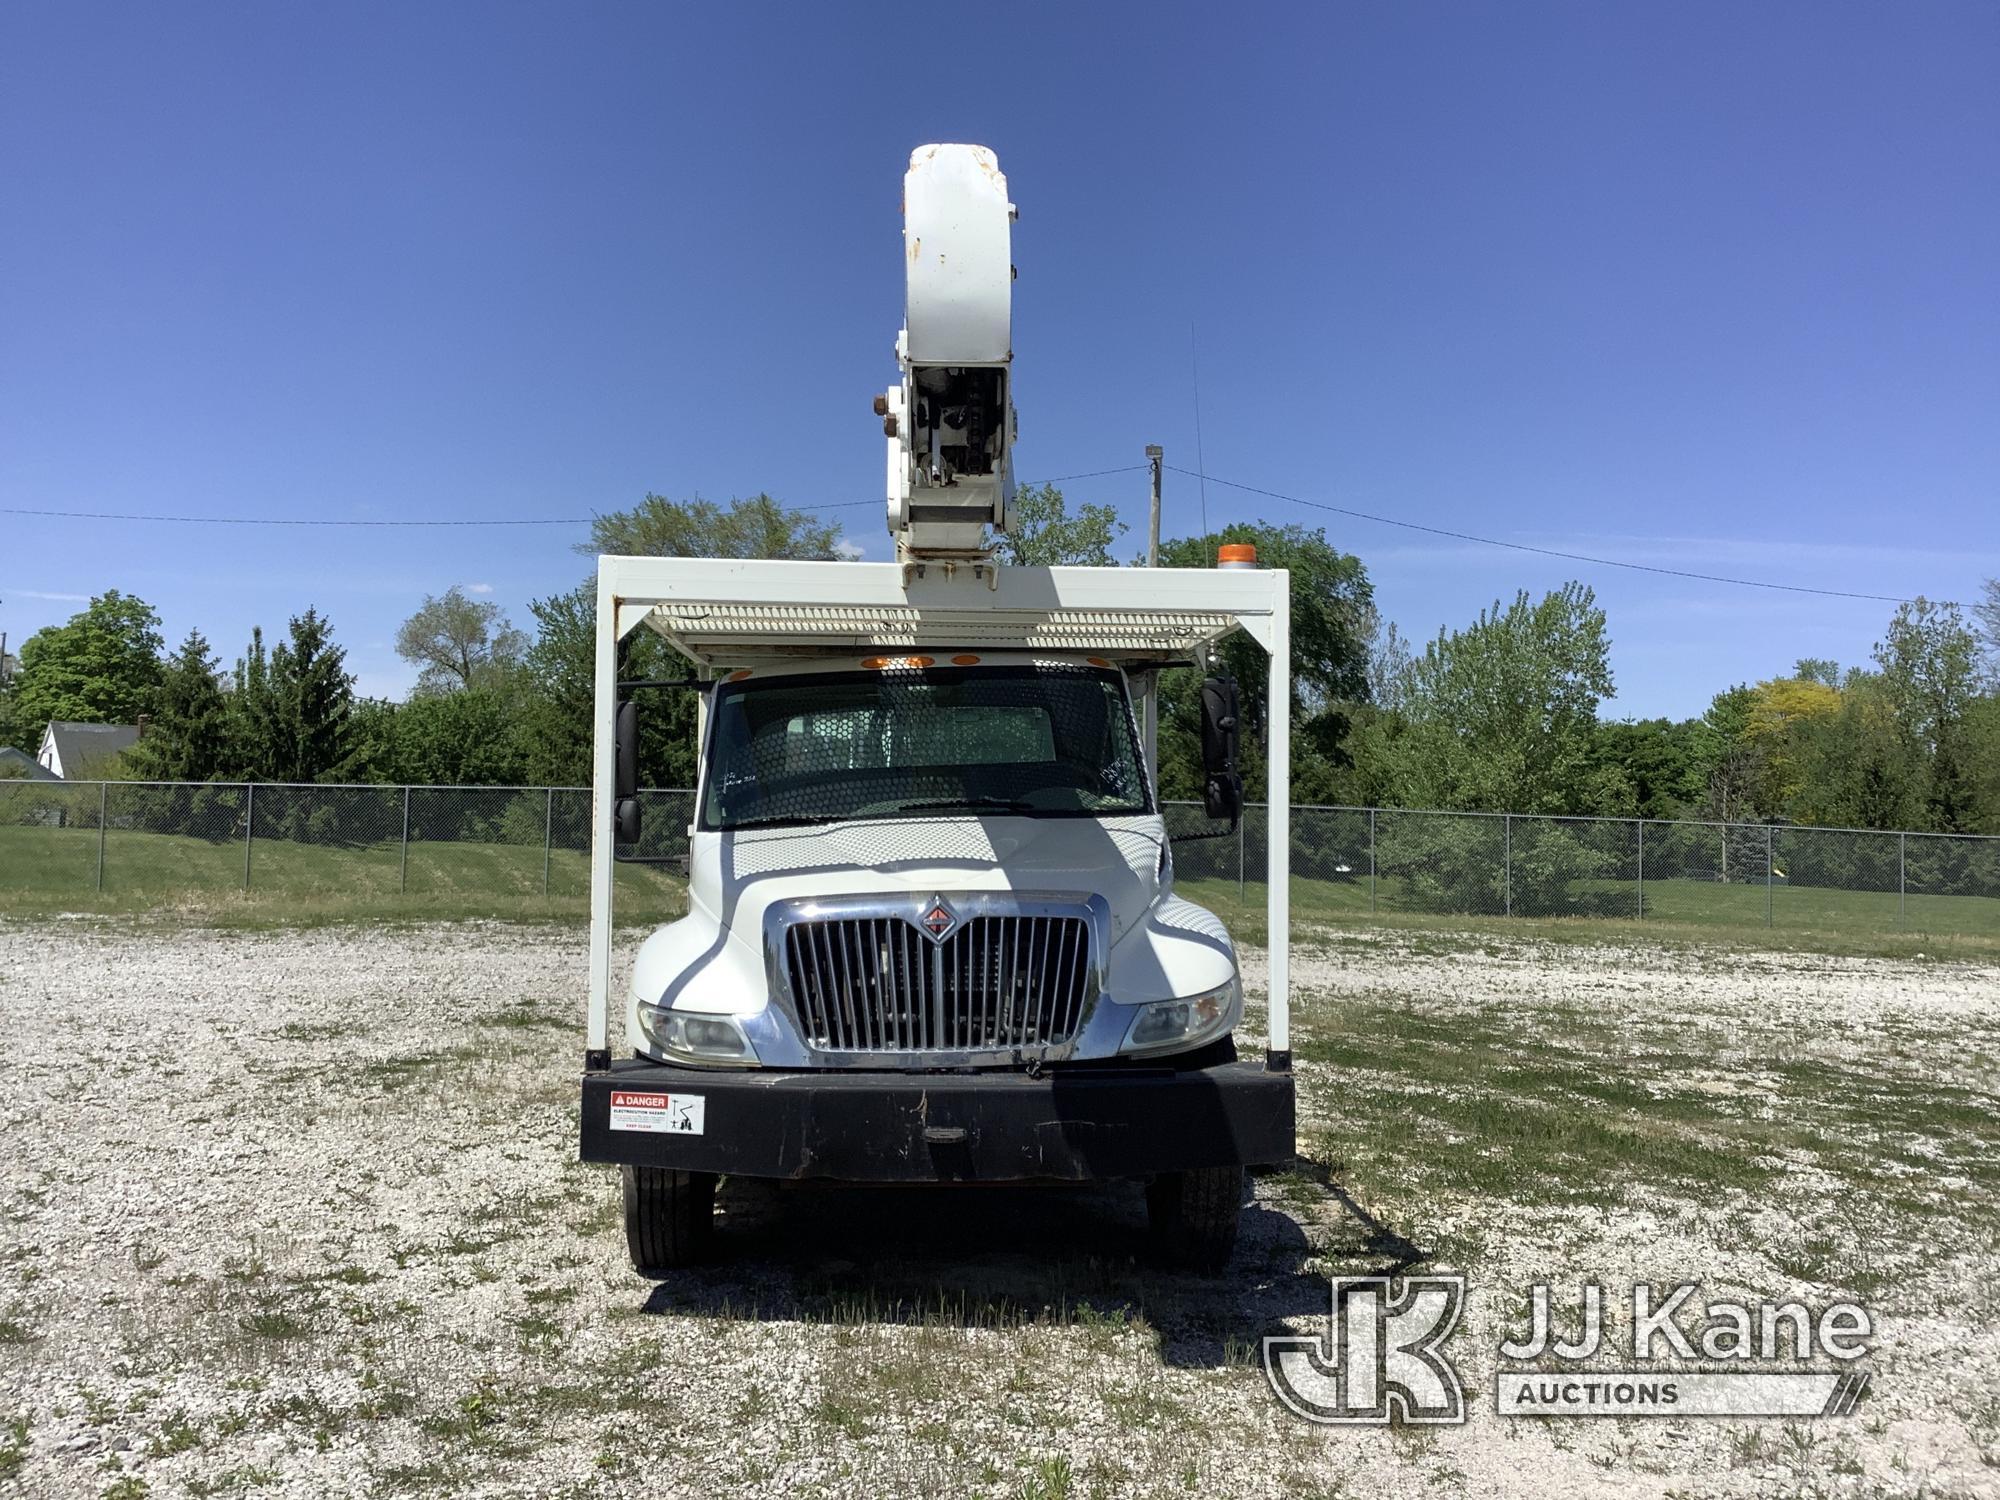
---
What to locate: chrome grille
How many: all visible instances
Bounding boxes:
[783,912,1093,1054]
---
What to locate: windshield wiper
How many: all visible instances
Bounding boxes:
[879,796,1038,816]
[720,813,831,831]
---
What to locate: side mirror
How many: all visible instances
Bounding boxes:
[1199,675,1244,828]
[615,700,638,799]
[615,700,641,842]
[615,797,642,844]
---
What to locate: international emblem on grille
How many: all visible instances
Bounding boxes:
[922,898,956,939]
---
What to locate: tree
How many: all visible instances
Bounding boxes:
[580,493,843,561]
[1587,717,1708,820]
[10,591,165,745]
[1365,614,1415,712]
[1873,597,1982,832]
[1788,672,1916,831]
[395,587,527,695]
[999,483,1126,566]
[128,630,231,782]
[1375,584,1613,814]
[0,680,22,756]
[262,610,356,783]
[1976,578,2000,682]
[1968,694,2000,834]
[1691,684,1761,826]
[1741,674,1843,814]
[1152,524,1374,803]
[369,688,533,787]
[517,582,699,789]
[229,626,278,779]
[344,697,400,784]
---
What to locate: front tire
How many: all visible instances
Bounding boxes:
[622,1166,716,1273]
[1146,1165,1244,1271]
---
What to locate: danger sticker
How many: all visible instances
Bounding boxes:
[609,1090,705,1135]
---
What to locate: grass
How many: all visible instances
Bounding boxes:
[5,815,1993,956]
[1289,985,2000,1286]
[0,1415,26,1483]
[0,822,687,925]
[1177,873,2000,961]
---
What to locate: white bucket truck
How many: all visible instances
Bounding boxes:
[578,146,1295,1272]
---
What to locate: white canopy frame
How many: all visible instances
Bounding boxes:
[585,555,1292,1069]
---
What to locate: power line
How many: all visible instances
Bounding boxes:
[0,506,595,528]
[7,464,1925,608]
[1168,466,1934,606]
[1022,465,1153,486]
[0,467,1152,528]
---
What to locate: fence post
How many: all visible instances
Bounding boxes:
[400,786,411,895]
[243,783,254,891]
[1368,807,1377,914]
[1898,831,1906,928]
[543,787,555,898]
[95,782,107,893]
[1765,824,1774,928]
[1503,813,1512,918]
[1635,819,1644,919]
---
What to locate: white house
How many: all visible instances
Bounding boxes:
[36,721,142,780]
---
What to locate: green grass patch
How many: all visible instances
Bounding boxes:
[1178,874,2000,963]
[0,822,686,926]
[0,1414,26,1483]
[237,1305,314,1340]
[9,814,1992,962]
[1291,990,2000,1242]
[1293,999,1773,1210]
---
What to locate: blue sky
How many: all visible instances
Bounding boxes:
[2,1,1994,717]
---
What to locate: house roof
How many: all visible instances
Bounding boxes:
[41,721,141,776]
[0,746,60,781]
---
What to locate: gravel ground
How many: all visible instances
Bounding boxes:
[1,919,1996,1499]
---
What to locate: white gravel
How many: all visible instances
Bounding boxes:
[0,919,1995,1498]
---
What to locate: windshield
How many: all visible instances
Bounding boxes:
[700,664,1151,830]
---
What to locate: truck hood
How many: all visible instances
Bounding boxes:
[689,813,1167,950]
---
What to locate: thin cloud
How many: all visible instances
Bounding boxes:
[1545,532,2000,571]
[832,540,865,561]
[2,587,91,603]
[465,582,495,595]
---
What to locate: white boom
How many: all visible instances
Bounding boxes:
[880,144,1018,564]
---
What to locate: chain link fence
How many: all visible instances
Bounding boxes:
[3,780,1995,937]
[0,780,696,911]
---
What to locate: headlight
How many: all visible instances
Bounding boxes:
[637,1002,759,1066]
[1120,977,1238,1056]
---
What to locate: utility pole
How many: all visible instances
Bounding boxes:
[1142,446,1163,777]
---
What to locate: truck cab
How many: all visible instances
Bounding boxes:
[631,653,1239,1074]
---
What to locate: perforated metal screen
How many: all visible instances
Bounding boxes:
[641,602,1242,666]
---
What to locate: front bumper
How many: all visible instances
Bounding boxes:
[579,1056,1294,1182]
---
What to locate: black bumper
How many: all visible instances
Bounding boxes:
[579,1057,1295,1182]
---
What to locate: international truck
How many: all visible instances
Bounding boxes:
[577,146,1296,1272]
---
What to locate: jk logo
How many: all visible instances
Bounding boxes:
[1264,1275,1467,1425]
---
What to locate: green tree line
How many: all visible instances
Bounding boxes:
[4,488,1997,836]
